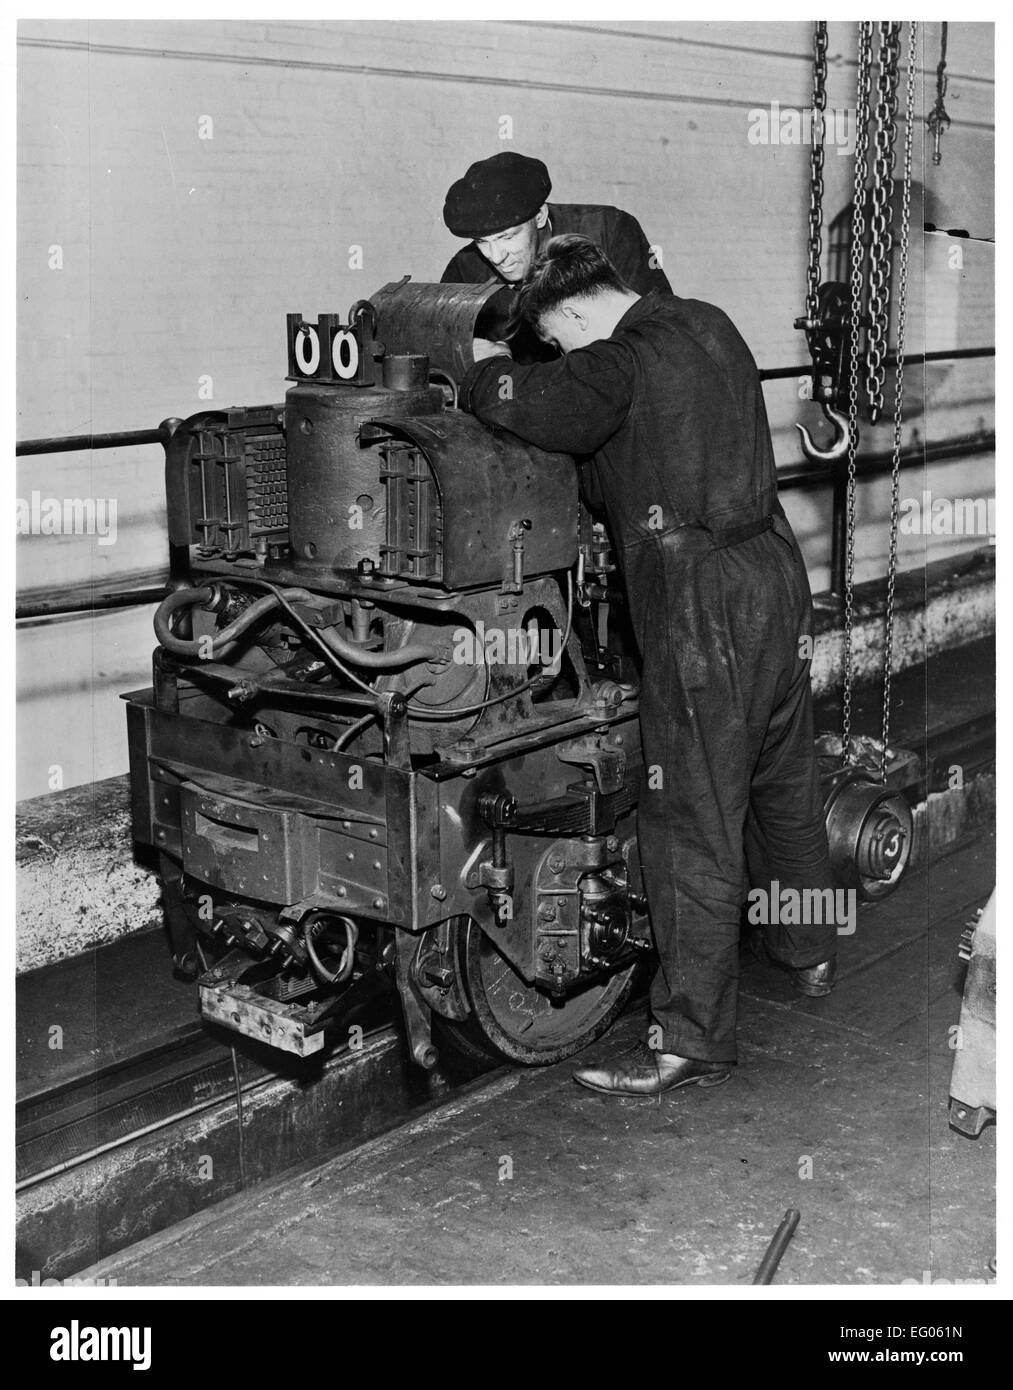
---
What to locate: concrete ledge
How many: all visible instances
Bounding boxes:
[811,548,994,696]
[17,776,162,974]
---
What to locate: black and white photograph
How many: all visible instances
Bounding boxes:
[11,7,1000,1329]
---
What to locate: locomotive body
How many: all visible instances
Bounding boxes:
[125,280,653,1067]
[126,276,916,1070]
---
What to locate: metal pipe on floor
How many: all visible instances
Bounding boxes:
[752,1208,802,1284]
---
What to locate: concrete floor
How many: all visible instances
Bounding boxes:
[80,830,995,1287]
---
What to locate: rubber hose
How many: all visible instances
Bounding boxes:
[154,586,285,658]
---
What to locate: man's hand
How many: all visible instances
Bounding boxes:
[473,338,513,364]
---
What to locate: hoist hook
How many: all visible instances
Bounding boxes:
[795,402,851,464]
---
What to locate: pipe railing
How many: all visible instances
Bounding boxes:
[15,349,995,619]
[756,345,994,383]
[15,422,178,458]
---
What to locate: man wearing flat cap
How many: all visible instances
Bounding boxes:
[441,151,671,306]
[443,151,671,674]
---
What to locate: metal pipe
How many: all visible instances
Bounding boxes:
[776,430,995,490]
[154,585,282,659]
[780,432,995,600]
[16,583,168,622]
[14,358,991,454]
[16,427,164,457]
[334,711,378,750]
[752,1208,801,1284]
[154,583,445,668]
[177,662,383,712]
[15,419,184,456]
[758,346,994,383]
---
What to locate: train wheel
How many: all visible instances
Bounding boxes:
[435,916,639,1067]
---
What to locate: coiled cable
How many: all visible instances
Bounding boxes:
[303,912,358,985]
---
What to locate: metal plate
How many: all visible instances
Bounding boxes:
[199,982,326,1057]
[364,413,576,590]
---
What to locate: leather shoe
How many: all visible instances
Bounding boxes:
[573,1045,732,1097]
[791,956,838,997]
[750,933,838,998]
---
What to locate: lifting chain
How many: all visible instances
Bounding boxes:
[800,23,917,776]
[795,22,853,463]
[880,21,917,783]
[864,22,902,425]
[804,22,830,327]
[927,22,950,165]
[841,21,875,766]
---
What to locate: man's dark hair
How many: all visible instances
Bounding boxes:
[515,234,630,329]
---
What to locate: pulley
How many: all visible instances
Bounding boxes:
[818,735,917,902]
[824,769,913,901]
[794,282,854,463]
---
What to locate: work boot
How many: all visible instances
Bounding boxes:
[573,1044,732,1097]
[790,956,838,997]
[749,933,838,998]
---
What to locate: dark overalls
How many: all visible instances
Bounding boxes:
[461,291,836,1063]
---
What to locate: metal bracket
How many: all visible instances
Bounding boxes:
[412,920,470,1021]
[502,518,532,594]
[556,732,628,794]
[394,930,438,1068]
[380,689,411,769]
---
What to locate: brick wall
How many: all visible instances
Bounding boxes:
[16,20,995,796]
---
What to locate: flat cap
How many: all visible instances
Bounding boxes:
[443,153,552,238]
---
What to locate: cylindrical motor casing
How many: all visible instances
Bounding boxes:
[284,380,443,574]
[370,280,513,383]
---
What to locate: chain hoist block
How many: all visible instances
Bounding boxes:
[794,282,854,413]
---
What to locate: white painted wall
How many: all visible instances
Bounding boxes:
[16,20,995,797]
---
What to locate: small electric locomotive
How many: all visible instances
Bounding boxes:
[125,278,913,1069]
